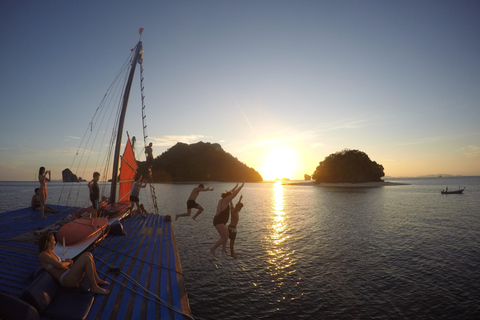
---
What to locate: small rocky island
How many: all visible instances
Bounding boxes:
[312,149,385,183]
[139,141,263,182]
[62,168,85,182]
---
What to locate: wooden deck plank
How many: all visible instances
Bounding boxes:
[147,216,162,320]
[89,217,145,320]
[123,217,150,319]
[0,206,80,239]
[0,208,192,320]
[0,247,38,295]
[160,221,171,319]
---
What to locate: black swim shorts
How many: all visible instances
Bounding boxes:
[187,199,198,209]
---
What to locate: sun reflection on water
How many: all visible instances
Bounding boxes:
[265,181,293,280]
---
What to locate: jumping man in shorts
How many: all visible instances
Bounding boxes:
[175,184,214,222]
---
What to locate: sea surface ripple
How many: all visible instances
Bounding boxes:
[1,177,479,319]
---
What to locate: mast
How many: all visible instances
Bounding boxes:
[110,41,143,203]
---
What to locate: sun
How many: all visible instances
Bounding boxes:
[259,147,298,181]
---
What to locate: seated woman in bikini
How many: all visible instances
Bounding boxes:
[38,233,110,294]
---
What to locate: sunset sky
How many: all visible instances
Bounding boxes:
[1,1,479,181]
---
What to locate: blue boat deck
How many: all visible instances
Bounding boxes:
[0,206,192,320]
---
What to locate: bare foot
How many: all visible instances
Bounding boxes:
[97,279,110,286]
[41,215,47,219]
[221,249,228,254]
[91,286,110,295]
[210,248,216,257]
[231,253,238,259]
[192,216,198,222]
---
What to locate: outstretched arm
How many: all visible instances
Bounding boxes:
[39,252,72,269]
[230,183,239,192]
[224,183,244,202]
[235,195,243,207]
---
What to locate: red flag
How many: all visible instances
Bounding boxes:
[139,28,144,35]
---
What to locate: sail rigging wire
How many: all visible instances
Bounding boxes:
[59,68,128,207]
[55,38,157,215]
[138,51,160,214]
[56,51,136,208]
[94,255,195,320]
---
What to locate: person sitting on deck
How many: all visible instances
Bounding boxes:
[38,233,110,295]
[31,188,59,213]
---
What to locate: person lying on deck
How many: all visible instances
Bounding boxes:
[38,233,110,295]
[32,188,59,213]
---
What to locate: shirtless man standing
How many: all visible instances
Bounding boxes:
[88,172,100,218]
[175,184,214,222]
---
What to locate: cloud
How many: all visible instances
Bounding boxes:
[149,135,210,147]
[319,116,378,132]
[399,132,480,146]
[398,137,440,146]
[63,136,81,141]
[236,103,255,132]
[460,145,480,158]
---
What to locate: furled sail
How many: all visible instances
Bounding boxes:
[118,137,137,202]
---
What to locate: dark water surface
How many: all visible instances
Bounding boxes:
[1,177,479,319]
[173,177,480,320]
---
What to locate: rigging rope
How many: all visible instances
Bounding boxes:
[139,49,159,214]
[94,255,194,320]
[54,39,158,216]
[56,51,135,208]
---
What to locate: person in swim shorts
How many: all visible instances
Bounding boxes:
[210,183,244,257]
[175,184,214,222]
[88,172,100,218]
[130,175,147,216]
[228,195,244,259]
[38,233,109,294]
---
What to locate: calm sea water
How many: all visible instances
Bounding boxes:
[1,177,480,319]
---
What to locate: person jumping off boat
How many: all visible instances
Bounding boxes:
[228,195,244,259]
[211,183,244,257]
[175,184,214,222]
